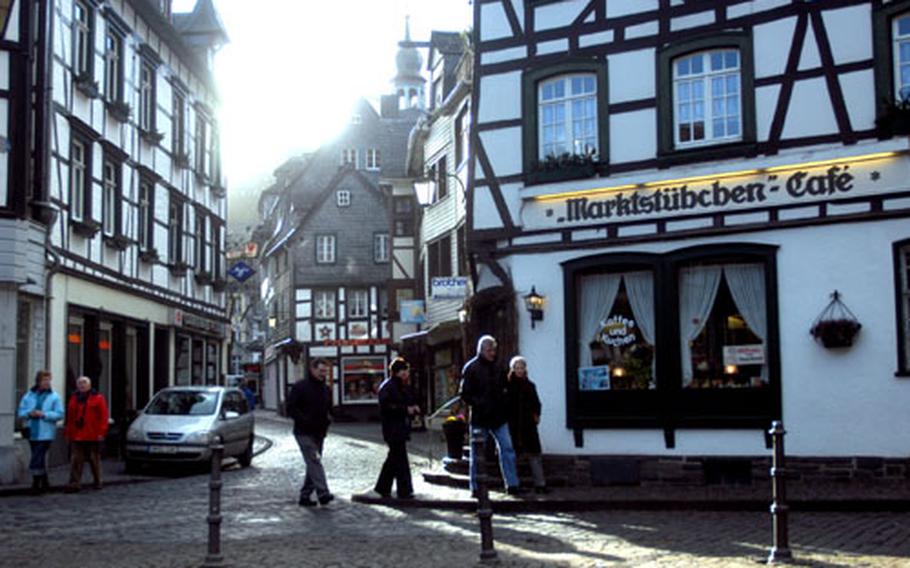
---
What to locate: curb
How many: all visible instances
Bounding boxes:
[0,434,275,498]
[351,494,910,513]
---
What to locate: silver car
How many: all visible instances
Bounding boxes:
[125,386,255,471]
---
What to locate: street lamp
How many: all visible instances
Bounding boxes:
[523,287,545,329]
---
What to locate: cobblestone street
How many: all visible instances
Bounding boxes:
[2,414,909,567]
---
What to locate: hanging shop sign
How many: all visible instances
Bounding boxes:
[431,277,469,299]
[578,365,611,391]
[400,300,426,324]
[173,309,224,335]
[723,344,766,366]
[599,315,637,346]
[322,338,391,347]
[524,152,907,229]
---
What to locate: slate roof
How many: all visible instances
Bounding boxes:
[172,0,229,45]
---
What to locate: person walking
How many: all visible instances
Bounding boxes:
[287,358,334,507]
[506,356,548,494]
[459,335,524,495]
[373,357,419,499]
[64,376,109,492]
[17,370,64,494]
[241,380,257,411]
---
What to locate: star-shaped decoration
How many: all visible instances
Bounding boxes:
[318,326,332,339]
[870,171,881,181]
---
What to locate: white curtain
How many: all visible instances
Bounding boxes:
[578,273,622,367]
[724,263,768,379]
[625,271,656,385]
[679,265,723,385]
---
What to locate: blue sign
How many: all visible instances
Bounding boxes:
[400,300,426,324]
[228,261,255,282]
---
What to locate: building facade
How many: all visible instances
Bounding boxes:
[44,0,229,441]
[470,0,910,484]
[404,32,474,415]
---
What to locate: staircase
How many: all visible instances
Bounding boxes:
[421,444,570,489]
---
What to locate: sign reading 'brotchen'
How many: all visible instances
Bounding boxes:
[525,153,906,229]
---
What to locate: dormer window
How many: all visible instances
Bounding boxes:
[341,148,357,168]
[336,189,351,207]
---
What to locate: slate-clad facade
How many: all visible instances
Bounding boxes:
[470,0,910,484]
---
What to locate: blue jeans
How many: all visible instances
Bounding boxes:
[29,441,51,475]
[469,423,519,490]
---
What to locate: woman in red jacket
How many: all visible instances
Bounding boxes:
[65,376,109,492]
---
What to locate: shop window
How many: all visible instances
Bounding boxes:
[566,244,778,430]
[192,339,204,385]
[98,326,112,403]
[15,300,31,432]
[680,263,768,389]
[581,272,656,390]
[176,335,191,385]
[314,290,336,320]
[206,342,218,385]
[896,239,910,375]
[66,320,84,387]
[341,356,385,404]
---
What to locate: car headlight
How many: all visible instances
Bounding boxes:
[185,431,214,445]
[126,425,144,442]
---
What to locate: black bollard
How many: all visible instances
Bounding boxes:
[767,421,792,564]
[471,427,497,563]
[202,437,225,568]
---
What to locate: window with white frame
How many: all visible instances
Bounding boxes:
[314,290,336,320]
[673,49,742,147]
[348,289,369,319]
[70,138,88,221]
[101,158,119,236]
[538,74,598,159]
[336,189,351,207]
[73,0,93,79]
[894,14,910,101]
[374,233,389,263]
[138,180,153,251]
[341,148,357,167]
[139,62,155,131]
[195,116,209,177]
[316,234,336,264]
[103,27,123,103]
[365,148,380,170]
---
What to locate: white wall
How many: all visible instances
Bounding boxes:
[507,218,910,458]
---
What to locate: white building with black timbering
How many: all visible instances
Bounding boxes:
[468,0,910,485]
[43,0,229,442]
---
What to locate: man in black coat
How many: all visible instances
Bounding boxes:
[459,335,523,495]
[286,358,334,506]
[373,357,418,498]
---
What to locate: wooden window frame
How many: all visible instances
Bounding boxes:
[315,234,336,265]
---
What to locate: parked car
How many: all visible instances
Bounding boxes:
[125,386,255,472]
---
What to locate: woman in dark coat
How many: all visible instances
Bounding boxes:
[506,356,548,493]
[373,357,419,499]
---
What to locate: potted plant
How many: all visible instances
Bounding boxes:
[528,149,599,184]
[442,414,467,460]
[810,290,862,348]
[876,97,910,137]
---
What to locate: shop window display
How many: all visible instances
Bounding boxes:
[341,357,385,404]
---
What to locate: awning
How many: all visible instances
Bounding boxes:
[400,321,462,346]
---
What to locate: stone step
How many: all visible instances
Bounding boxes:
[422,468,570,489]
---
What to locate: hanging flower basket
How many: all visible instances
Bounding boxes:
[810,291,862,348]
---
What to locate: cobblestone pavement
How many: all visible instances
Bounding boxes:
[2,414,909,567]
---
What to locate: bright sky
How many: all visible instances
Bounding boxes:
[173,0,473,197]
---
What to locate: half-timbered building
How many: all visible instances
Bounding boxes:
[46,0,229,434]
[469,0,910,484]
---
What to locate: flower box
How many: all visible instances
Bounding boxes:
[103,233,131,251]
[811,319,862,349]
[74,74,101,99]
[106,101,132,123]
[442,417,467,460]
[70,218,101,238]
[140,129,165,146]
[138,248,160,263]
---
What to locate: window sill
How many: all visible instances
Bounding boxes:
[103,233,132,250]
[895,370,910,378]
[525,162,602,186]
[74,75,101,99]
[658,140,758,168]
[106,100,132,123]
[70,218,101,238]
[212,184,227,198]
[138,248,160,263]
[140,129,165,146]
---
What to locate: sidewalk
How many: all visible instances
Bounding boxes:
[0,435,272,497]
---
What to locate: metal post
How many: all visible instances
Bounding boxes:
[767,421,792,564]
[202,437,224,568]
[472,427,497,563]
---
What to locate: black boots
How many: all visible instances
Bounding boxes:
[30,475,49,495]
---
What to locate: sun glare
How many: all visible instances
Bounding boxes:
[172,1,472,194]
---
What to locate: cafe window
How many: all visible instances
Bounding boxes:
[567,244,778,430]
[341,356,385,404]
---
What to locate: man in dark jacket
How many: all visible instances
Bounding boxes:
[286,358,334,506]
[373,357,418,498]
[459,335,522,495]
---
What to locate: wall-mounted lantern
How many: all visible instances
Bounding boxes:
[523,286,545,329]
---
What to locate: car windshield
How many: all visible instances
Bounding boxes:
[146,391,219,415]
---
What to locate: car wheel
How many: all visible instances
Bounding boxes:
[238,436,254,468]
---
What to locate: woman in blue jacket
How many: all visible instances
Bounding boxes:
[17,370,64,494]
